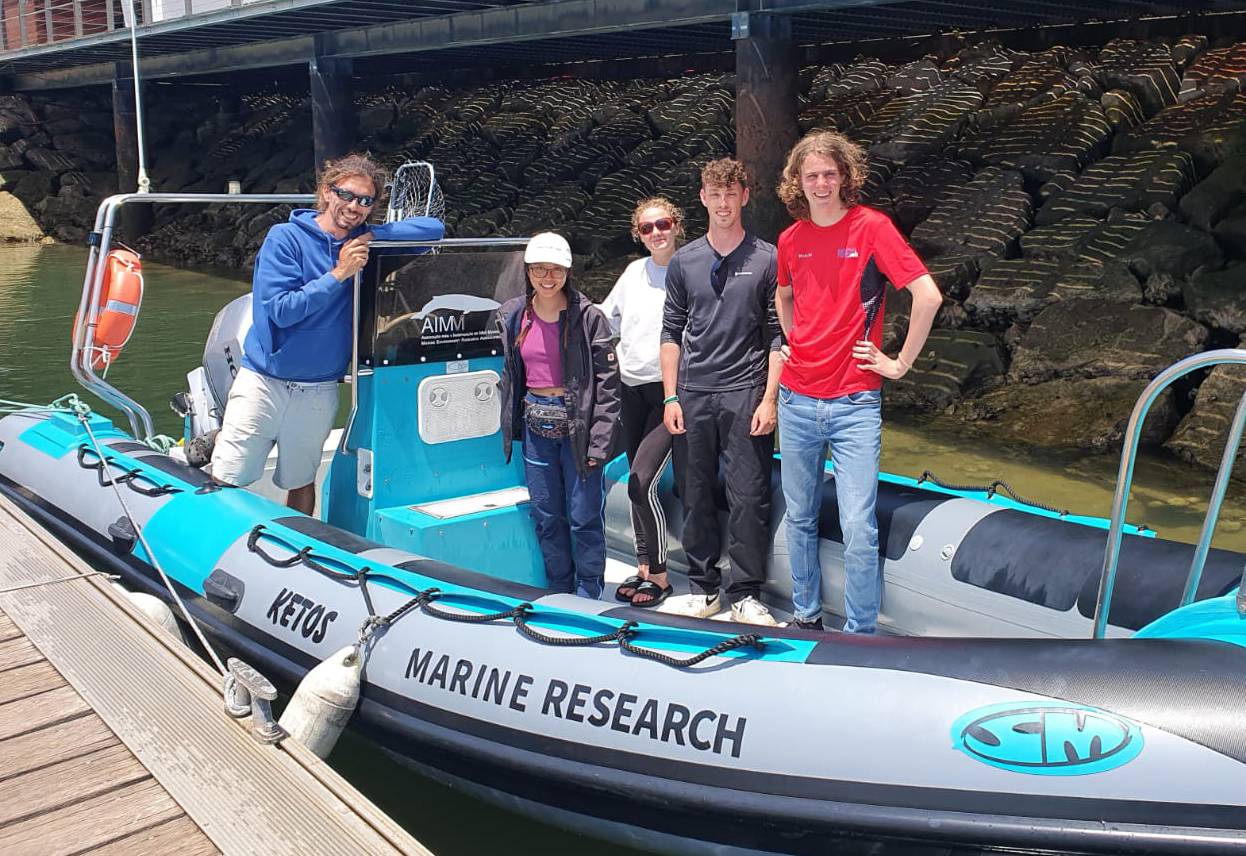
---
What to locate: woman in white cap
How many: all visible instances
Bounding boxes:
[497,232,621,599]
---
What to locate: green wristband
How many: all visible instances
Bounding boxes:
[663,395,680,405]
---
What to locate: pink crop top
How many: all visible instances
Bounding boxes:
[520,313,564,388]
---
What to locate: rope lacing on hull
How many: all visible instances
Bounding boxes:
[76,445,182,497]
[915,469,1072,518]
[246,524,767,669]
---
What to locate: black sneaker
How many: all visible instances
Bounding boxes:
[792,616,824,632]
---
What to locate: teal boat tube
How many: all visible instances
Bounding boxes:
[4,193,1246,856]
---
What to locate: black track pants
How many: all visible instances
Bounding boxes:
[675,384,773,602]
[620,381,673,574]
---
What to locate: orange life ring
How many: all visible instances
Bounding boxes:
[80,248,144,371]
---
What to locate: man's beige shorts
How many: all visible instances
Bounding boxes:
[209,367,338,490]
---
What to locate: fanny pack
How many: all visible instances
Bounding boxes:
[524,399,572,439]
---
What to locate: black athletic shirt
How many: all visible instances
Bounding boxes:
[660,233,782,392]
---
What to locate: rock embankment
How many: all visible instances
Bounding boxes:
[8,30,1246,475]
[0,191,46,242]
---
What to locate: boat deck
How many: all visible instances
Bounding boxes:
[0,494,432,856]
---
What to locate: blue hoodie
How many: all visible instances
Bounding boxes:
[242,209,444,382]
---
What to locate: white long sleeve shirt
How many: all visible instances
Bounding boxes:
[600,257,668,386]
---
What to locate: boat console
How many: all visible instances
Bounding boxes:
[324,244,549,587]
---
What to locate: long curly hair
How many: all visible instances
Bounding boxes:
[776,131,867,219]
[316,153,387,213]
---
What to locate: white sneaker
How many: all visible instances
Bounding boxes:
[659,592,721,618]
[731,596,778,627]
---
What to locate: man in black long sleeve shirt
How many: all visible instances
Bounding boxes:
[659,158,784,626]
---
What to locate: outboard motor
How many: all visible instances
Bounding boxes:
[174,294,252,441]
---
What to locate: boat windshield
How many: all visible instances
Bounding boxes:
[361,249,526,368]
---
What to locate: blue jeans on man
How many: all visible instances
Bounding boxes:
[778,386,882,633]
[522,394,606,599]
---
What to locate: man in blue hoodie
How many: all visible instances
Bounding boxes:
[210,153,442,515]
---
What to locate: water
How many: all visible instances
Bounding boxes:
[4,243,1246,853]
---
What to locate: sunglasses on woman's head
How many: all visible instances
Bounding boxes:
[329,184,376,208]
[638,218,674,236]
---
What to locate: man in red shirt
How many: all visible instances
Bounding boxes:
[775,131,942,633]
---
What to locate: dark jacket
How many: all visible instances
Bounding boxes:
[497,284,621,476]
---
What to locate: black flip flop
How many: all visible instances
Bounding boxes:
[614,574,645,603]
[629,580,672,608]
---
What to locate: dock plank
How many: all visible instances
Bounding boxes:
[89,815,220,856]
[0,682,90,742]
[0,685,90,741]
[0,493,431,855]
[0,777,183,856]
[0,743,149,826]
[0,613,20,643]
[0,712,119,781]
[0,660,64,704]
[0,636,42,671]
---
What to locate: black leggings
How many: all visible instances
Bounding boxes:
[620,381,674,575]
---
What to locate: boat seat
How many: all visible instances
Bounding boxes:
[373,488,547,588]
[407,486,530,519]
[952,507,1242,631]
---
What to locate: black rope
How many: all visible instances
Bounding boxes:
[514,609,635,647]
[916,470,1070,517]
[245,527,766,667]
[419,588,531,624]
[619,628,765,668]
[120,468,181,497]
[77,445,181,497]
[247,526,312,568]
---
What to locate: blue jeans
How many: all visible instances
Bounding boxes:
[778,387,882,633]
[522,394,606,599]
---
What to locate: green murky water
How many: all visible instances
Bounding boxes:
[3,242,1244,854]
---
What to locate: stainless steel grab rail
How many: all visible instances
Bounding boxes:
[1092,349,1246,638]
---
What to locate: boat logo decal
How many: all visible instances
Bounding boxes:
[267,587,339,643]
[951,701,1143,776]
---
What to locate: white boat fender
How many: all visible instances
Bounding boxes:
[110,581,190,646]
[278,644,362,758]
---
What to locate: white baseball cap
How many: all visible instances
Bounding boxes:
[524,232,573,269]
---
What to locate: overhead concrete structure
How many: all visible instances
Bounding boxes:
[3,0,1244,235]
[734,12,799,242]
[0,1,1233,89]
[111,62,151,238]
[310,36,354,169]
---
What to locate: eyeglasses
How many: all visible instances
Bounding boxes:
[528,265,568,279]
[329,184,376,208]
[637,218,674,236]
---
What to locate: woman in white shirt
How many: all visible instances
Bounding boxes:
[600,197,682,607]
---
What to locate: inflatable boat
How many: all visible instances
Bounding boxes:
[4,192,1246,855]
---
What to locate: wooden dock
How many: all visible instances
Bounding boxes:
[0,494,432,856]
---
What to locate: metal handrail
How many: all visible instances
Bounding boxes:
[1092,349,1246,638]
[72,193,316,440]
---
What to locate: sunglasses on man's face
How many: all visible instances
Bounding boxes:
[638,218,674,236]
[329,184,376,208]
